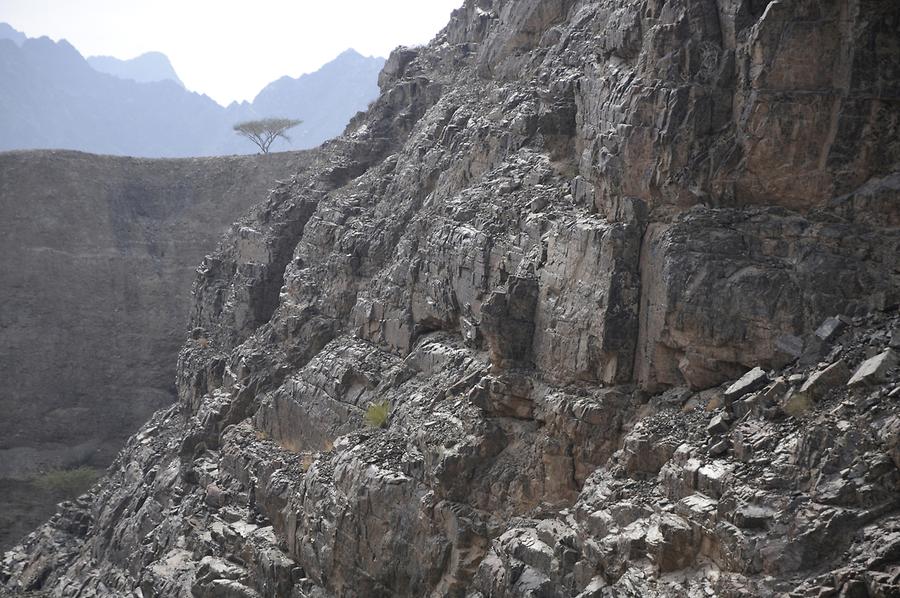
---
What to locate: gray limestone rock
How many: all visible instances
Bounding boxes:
[848,350,899,387]
[707,414,731,437]
[723,368,770,403]
[796,360,852,402]
[3,1,900,597]
[816,317,849,343]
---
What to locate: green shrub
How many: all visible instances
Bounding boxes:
[31,466,102,499]
[364,401,391,429]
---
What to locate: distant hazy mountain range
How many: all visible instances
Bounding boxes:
[0,24,385,157]
[0,23,25,45]
[87,52,185,87]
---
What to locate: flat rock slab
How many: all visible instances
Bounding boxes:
[815,317,849,343]
[848,350,898,387]
[798,360,851,402]
[724,367,769,402]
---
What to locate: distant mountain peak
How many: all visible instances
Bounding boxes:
[0,23,26,46]
[87,51,184,87]
[335,48,384,62]
[0,30,384,157]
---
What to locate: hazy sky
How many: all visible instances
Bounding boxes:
[0,0,463,106]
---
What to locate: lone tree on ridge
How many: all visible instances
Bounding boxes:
[233,117,302,154]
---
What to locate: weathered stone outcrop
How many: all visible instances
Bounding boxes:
[3,1,899,597]
[0,150,307,549]
[636,207,900,390]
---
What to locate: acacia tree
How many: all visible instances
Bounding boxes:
[233,117,302,154]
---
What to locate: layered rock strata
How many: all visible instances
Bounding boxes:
[3,0,899,596]
[0,150,307,549]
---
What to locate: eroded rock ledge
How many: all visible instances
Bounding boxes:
[3,0,899,596]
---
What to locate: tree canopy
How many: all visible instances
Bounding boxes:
[233,117,302,154]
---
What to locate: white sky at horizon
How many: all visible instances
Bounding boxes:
[0,0,464,106]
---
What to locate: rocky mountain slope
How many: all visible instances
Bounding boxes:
[0,149,308,551]
[3,0,899,596]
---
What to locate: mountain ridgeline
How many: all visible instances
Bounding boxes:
[0,24,384,157]
[87,52,185,87]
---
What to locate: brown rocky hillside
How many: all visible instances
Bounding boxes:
[0,150,307,550]
[3,0,899,596]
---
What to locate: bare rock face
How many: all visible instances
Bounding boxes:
[636,208,900,390]
[3,1,899,597]
[481,276,539,368]
[0,150,306,549]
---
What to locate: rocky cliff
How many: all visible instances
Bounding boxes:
[3,0,899,596]
[0,150,308,550]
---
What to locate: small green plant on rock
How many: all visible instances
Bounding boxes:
[300,453,315,472]
[364,401,391,429]
[31,466,102,499]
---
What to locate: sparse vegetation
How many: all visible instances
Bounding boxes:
[233,117,302,154]
[300,453,316,472]
[364,401,391,429]
[31,466,102,499]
